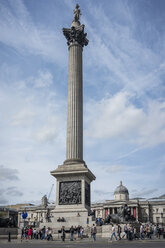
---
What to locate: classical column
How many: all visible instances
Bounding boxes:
[63,4,88,165]
[50,4,95,215]
[66,43,83,162]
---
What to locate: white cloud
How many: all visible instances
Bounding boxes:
[137,100,165,147]
[85,92,165,148]
[35,116,62,143]
[130,188,158,198]
[84,3,164,97]
[6,187,23,197]
[30,71,53,88]
[11,108,36,126]
[85,92,144,139]
[0,0,65,64]
[0,165,19,181]
[106,165,126,173]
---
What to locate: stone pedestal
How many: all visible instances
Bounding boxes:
[51,163,95,214]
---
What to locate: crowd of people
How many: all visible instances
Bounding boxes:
[21,223,165,242]
[21,226,53,241]
[61,225,86,241]
[109,223,165,241]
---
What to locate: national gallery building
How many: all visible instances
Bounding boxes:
[91,181,165,225]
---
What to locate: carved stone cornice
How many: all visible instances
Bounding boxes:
[63,24,89,47]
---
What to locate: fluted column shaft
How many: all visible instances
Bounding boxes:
[65,43,83,163]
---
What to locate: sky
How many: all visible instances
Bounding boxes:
[0,0,165,205]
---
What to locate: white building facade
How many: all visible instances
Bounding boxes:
[91,182,165,225]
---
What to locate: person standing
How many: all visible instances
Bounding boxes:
[45,227,49,240]
[21,227,25,240]
[70,226,74,241]
[158,226,161,239]
[153,224,157,239]
[74,226,77,240]
[80,226,84,239]
[77,225,80,238]
[33,228,37,239]
[41,226,46,240]
[123,224,128,239]
[110,224,117,241]
[28,226,32,240]
[91,224,97,241]
[61,226,65,242]
[129,226,134,241]
[140,224,144,240]
[133,227,137,240]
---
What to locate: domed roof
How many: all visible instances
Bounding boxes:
[114,181,129,194]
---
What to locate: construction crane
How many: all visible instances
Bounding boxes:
[47,184,54,203]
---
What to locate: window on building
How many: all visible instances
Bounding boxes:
[156,217,160,223]
[156,208,159,213]
[163,208,165,213]
[31,214,33,218]
[110,208,112,214]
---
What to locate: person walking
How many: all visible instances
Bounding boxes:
[110,224,117,241]
[117,224,122,240]
[91,224,97,241]
[47,228,53,241]
[61,226,65,242]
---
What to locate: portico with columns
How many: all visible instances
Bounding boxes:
[91,181,139,221]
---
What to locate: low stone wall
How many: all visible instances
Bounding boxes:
[0,228,18,239]
[102,225,112,238]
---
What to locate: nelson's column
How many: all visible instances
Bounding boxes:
[51,4,96,226]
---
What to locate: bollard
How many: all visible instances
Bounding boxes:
[8,232,11,242]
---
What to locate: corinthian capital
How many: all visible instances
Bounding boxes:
[63,24,89,47]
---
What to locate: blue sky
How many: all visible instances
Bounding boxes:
[0,0,165,205]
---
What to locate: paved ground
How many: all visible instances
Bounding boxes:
[0,239,165,248]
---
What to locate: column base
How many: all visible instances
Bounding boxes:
[63,158,86,166]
